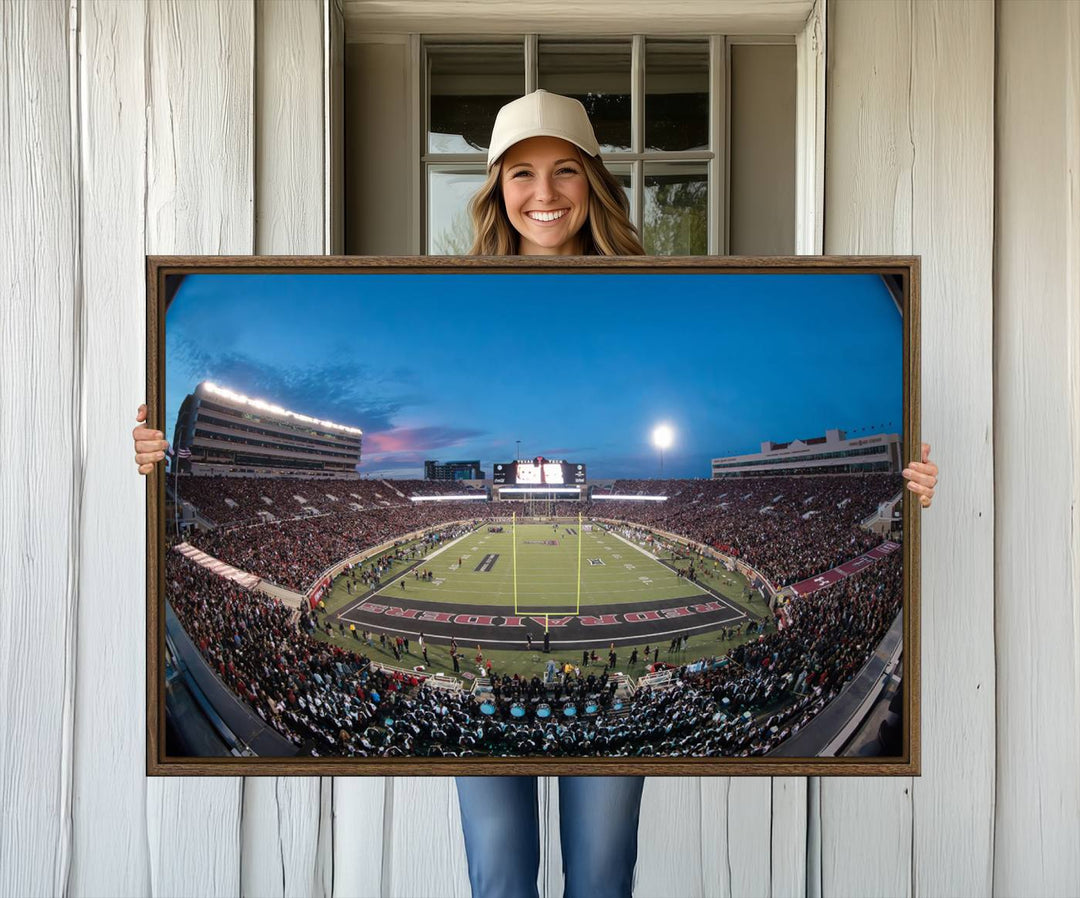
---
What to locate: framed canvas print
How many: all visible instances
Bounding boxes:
[146,256,920,776]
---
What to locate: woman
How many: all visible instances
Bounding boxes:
[466,90,643,257]
[449,91,650,898]
[132,90,939,898]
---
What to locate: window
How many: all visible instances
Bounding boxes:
[421,36,795,256]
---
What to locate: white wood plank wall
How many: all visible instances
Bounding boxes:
[143,0,252,894]
[0,2,78,897]
[72,2,151,894]
[994,1,1080,895]
[246,5,331,898]
[0,2,1076,897]
[824,3,996,897]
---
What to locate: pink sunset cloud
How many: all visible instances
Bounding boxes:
[364,425,485,454]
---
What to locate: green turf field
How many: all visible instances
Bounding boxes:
[308,516,773,678]
[371,521,712,611]
[310,519,771,678]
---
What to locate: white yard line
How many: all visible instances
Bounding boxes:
[344,526,481,612]
[605,528,706,583]
[604,527,668,562]
[423,527,480,560]
[339,524,743,621]
[602,528,752,618]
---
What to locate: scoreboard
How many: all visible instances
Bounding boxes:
[493,457,586,485]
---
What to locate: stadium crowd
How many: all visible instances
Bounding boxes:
[167,552,415,754]
[185,505,487,591]
[163,469,906,756]
[167,534,901,758]
[177,473,901,593]
[591,474,903,587]
[172,475,474,526]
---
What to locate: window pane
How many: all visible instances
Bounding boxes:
[643,163,707,255]
[603,163,634,222]
[428,44,524,154]
[538,40,631,153]
[729,44,795,254]
[428,167,487,254]
[645,40,709,152]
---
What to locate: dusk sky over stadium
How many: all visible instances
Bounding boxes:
[165,272,902,479]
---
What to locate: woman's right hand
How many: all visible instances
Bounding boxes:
[133,403,169,475]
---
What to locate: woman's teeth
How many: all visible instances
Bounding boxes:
[527,210,567,222]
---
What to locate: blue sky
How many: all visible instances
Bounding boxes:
[165,272,902,479]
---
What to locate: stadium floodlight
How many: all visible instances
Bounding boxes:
[201,381,362,435]
[592,494,668,502]
[409,494,488,502]
[652,424,674,477]
[652,424,674,449]
[499,486,581,495]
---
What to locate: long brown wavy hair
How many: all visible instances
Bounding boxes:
[468,148,645,256]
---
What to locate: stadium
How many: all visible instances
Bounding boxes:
[163,380,907,761]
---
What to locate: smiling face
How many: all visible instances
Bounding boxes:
[499,136,591,255]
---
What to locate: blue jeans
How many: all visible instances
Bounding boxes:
[455,775,646,898]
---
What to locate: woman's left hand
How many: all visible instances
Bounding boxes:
[902,442,938,508]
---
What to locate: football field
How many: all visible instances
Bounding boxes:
[369,521,714,612]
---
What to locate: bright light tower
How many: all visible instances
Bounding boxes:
[652,424,674,478]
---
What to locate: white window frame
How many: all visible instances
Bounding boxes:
[397,1,825,256]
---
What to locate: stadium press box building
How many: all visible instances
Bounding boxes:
[172,381,363,479]
[711,428,902,479]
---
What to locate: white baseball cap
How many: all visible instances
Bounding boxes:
[486,90,601,169]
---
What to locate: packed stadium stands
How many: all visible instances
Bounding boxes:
[165,471,905,757]
[177,473,902,592]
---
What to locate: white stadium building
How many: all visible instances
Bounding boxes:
[711,428,902,478]
[171,381,362,479]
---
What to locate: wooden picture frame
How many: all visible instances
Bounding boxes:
[147,255,920,776]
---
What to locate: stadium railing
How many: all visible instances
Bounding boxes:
[426,673,465,693]
[860,490,905,532]
[768,608,904,758]
[636,669,676,690]
[367,659,465,693]
[165,600,299,757]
